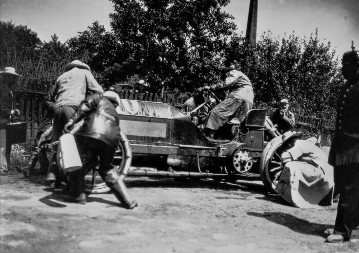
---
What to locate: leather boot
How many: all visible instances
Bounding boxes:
[63,192,87,204]
[45,170,56,185]
[45,152,57,185]
[67,170,86,201]
[27,150,38,176]
[111,178,137,209]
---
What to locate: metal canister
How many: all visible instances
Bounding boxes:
[192,116,199,125]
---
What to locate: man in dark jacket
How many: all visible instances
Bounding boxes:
[63,91,137,209]
[326,50,359,243]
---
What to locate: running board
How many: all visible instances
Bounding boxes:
[127,170,227,178]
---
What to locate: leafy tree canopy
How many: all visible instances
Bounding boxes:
[108,0,236,91]
[0,3,344,129]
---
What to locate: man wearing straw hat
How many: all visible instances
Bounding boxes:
[0,67,20,173]
[44,60,103,186]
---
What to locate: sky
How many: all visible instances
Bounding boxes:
[1,0,359,59]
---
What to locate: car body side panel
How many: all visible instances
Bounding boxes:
[114,99,265,176]
[117,99,215,147]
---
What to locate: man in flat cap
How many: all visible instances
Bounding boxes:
[271,98,296,134]
[0,67,20,173]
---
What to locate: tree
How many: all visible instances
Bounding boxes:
[109,0,236,91]
[0,21,83,91]
[0,21,42,73]
[226,30,342,128]
[67,21,120,87]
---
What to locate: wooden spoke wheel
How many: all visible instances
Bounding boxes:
[84,132,131,194]
[260,133,300,194]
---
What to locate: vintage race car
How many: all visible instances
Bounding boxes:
[85,98,302,194]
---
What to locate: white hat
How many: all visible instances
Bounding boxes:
[280,98,289,104]
[138,80,149,87]
[64,60,90,71]
[103,91,121,104]
[0,67,21,76]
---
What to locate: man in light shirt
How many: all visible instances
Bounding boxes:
[44,60,103,186]
[201,62,254,139]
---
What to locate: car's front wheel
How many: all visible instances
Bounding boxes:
[260,132,300,194]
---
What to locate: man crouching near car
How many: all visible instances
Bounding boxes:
[63,90,137,209]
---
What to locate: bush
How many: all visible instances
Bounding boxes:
[9,140,33,174]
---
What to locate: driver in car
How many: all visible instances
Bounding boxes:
[184,88,217,125]
[199,61,254,139]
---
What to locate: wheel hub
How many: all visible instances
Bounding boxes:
[232,150,253,173]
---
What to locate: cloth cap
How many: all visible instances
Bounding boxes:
[65,60,90,71]
[0,67,21,76]
[103,91,121,105]
[138,80,149,87]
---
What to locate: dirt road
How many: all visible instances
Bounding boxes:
[1,171,359,253]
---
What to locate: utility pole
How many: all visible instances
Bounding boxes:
[246,0,258,44]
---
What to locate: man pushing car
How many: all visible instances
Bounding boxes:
[63,90,137,209]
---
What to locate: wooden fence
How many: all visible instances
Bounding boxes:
[13,90,47,140]
[13,89,334,141]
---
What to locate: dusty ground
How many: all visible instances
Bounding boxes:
[1,169,359,253]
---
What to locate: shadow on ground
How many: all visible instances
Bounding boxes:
[125,177,265,193]
[5,173,286,206]
[248,211,329,239]
[39,189,120,208]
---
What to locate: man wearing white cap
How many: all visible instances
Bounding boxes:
[271,98,296,134]
[44,60,103,185]
[62,91,137,209]
[0,67,20,173]
[135,79,150,93]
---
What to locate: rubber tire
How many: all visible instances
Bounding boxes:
[260,135,286,194]
[84,137,130,194]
